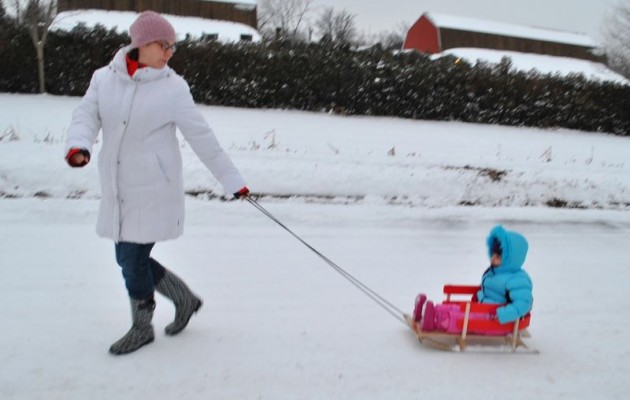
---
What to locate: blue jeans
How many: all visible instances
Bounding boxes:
[114,242,166,300]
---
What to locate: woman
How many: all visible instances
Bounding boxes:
[65,11,249,355]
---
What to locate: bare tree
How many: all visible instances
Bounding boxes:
[315,7,357,45]
[333,9,357,45]
[354,21,411,50]
[601,0,630,79]
[8,0,57,93]
[380,21,410,50]
[314,7,335,42]
[258,0,314,43]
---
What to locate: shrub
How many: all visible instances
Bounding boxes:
[1,24,628,135]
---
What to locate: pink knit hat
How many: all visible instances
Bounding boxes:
[129,11,176,48]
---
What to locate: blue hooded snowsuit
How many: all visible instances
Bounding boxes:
[476,225,533,324]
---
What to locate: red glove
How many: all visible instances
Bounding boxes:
[233,186,250,199]
[65,148,90,167]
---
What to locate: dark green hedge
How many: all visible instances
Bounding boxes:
[1,20,628,135]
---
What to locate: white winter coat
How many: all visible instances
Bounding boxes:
[66,46,246,243]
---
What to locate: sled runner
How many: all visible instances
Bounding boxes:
[404,285,538,354]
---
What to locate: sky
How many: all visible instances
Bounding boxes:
[310,0,618,41]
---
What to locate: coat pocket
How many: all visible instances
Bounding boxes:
[118,152,168,188]
[154,153,170,183]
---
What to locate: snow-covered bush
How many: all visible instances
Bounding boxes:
[0,23,629,135]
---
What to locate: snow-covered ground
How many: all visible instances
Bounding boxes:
[0,94,630,210]
[1,93,630,399]
[1,94,628,209]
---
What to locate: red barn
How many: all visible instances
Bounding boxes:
[403,12,601,62]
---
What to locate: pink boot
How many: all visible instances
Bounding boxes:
[421,301,436,331]
[412,294,427,322]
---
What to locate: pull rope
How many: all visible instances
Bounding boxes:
[245,196,407,326]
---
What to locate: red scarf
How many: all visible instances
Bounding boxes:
[125,53,146,77]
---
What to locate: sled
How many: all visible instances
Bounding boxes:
[404,284,539,354]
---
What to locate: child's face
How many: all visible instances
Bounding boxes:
[490,253,502,267]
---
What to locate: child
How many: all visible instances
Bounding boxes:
[414,225,533,333]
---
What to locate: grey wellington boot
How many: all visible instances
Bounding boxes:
[109,298,155,355]
[155,269,203,336]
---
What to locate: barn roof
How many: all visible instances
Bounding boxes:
[424,12,595,47]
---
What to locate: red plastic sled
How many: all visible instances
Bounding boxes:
[404,284,538,353]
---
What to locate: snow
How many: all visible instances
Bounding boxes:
[205,0,258,6]
[435,48,629,84]
[1,93,630,399]
[207,0,257,4]
[1,93,628,208]
[54,9,262,43]
[424,12,596,47]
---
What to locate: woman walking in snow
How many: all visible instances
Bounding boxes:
[65,11,249,355]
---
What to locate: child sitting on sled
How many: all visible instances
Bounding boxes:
[413,225,533,334]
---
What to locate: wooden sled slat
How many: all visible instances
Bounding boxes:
[404,312,539,354]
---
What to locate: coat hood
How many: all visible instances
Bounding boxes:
[109,46,172,83]
[486,225,528,273]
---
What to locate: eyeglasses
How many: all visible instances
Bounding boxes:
[155,41,176,53]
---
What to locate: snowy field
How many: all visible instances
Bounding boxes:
[1,93,630,399]
[2,94,629,209]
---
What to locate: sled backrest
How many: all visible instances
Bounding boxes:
[443,284,480,302]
